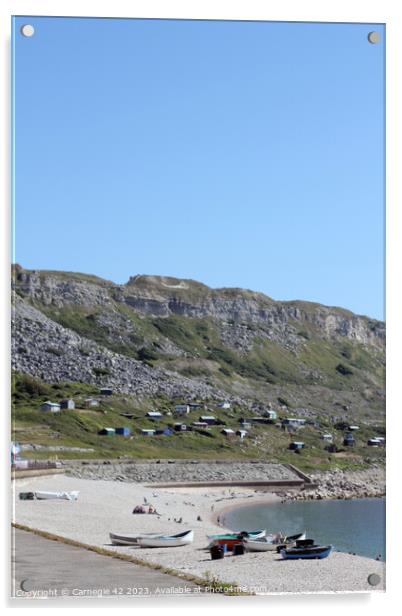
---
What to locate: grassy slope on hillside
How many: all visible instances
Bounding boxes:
[39,303,384,394]
[12,373,385,471]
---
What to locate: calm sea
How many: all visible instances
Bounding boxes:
[223,497,385,561]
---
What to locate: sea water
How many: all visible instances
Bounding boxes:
[223,497,385,560]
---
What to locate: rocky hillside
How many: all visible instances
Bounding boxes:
[11,265,385,419]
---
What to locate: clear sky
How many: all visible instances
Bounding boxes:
[12,17,385,319]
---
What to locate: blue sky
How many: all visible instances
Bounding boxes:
[12,17,385,319]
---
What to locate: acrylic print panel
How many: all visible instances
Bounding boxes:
[11,16,385,598]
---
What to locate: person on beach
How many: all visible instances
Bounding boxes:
[133,505,146,513]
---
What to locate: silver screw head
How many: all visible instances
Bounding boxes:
[367,31,380,44]
[368,573,381,586]
[21,24,35,37]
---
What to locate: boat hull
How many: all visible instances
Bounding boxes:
[211,538,243,551]
[280,545,333,560]
[33,491,79,501]
[244,540,278,552]
[244,532,305,553]
[244,536,283,552]
[137,530,194,548]
[109,532,161,546]
[207,530,265,540]
[207,530,266,549]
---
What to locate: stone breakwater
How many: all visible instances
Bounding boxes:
[64,462,385,499]
[65,461,300,484]
[280,467,385,501]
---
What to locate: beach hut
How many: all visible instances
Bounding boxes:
[85,398,99,408]
[199,415,216,425]
[367,438,381,447]
[289,441,305,450]
[221,428,235,437]
[174,423,187,432]
[218,401,231,409]
[282,418,306,428]
[251,417,275,425]
[98,428,115,436]
[60,399,75,410]
[146,411,162,420]
[348,425,360,431]
[174,404,190,416]
[40,401,61,413]
[188,402,203,410]
[100,387,113,396]
[236,430,248,439]
[115,427,131,437]
[141,429,156,436]
[192,421,209,428]
[263,409,277,420]
[321,433,333,441]
[343,433,355,446]
[155,427,174,436]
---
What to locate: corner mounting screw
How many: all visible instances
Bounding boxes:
[21,24,35,37]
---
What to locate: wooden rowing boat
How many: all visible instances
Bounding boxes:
[207,529,265,549]
[19,491,79,501]
[207,529,265,540]
[280,544,333,560]
[137,530,194,548]
[244,532,305,552]
[109,532,162,546]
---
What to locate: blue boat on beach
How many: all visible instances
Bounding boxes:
[280,543,333,560]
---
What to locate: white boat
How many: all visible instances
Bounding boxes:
[137,530,194,548]
[243,533,284,552]
[109,532,162,546]
[244,532,306,552]
[33,491,79,501]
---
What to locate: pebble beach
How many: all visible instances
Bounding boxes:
[13,473,385,595]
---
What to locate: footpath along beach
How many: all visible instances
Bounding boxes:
[13,471,385,595]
